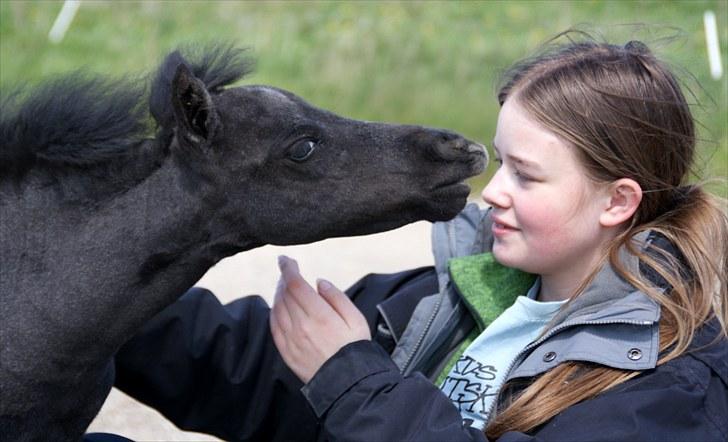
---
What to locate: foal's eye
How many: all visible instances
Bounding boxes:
[287,139,317,162]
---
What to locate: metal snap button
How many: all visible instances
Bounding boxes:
[543,351,557,362]
[628,348,642,361]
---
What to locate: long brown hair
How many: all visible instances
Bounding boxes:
[486,35,728,438]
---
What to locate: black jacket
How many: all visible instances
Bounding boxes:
[114,272,728,441]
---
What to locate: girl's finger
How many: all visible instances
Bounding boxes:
[280,284,308,328]
[316,278,367,331]
[272,280,293,333]
[278,255,329,316]
[270,311,303,375]
[269,307,288,353]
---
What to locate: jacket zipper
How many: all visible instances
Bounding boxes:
[400,295,443,375]
[400,221,459,375]
[483,317,655,423]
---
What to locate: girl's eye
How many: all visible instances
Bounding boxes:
[494,157,533,182]
[288,139,317,162]
[514,169,534,182]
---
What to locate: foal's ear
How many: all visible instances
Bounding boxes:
[171,64,220,149]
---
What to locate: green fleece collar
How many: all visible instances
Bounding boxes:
[448,253,537,331]
[435,254,536,385]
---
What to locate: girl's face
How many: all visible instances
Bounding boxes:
[482,98,613,287]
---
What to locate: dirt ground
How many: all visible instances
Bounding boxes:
[87,220,435,440]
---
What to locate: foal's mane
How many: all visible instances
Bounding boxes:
[0,43,253,179]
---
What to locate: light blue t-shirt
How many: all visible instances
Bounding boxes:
[439,278,565,430]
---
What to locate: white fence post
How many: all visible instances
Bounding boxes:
[703,10,723,80]
[48,0,82,44]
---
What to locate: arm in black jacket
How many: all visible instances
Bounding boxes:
[114,267,438,441]
[114,288,317,441]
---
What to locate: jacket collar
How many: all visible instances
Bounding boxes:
[547,230,661,329]
[448,252,536,331]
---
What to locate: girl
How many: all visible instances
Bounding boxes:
[271,38,728,441]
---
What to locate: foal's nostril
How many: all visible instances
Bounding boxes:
[467,142,486,155]
[430,137,486,162]
[467,142,488,172]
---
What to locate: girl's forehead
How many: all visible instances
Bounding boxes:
[494,99,573,164]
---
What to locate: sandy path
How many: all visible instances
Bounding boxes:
[87,220,435,440]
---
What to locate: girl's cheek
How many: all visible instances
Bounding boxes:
[519,203,559,233]
[521,211,568,251]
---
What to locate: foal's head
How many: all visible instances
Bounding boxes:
[152,44,487,245]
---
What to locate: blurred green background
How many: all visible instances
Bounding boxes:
[1,0,726,196]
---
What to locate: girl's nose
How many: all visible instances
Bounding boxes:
[481,171,510,209]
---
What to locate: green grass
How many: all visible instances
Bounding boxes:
[1,0,726,197]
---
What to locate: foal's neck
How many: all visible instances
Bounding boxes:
[5,144,260,360]
[83,150,262,350]
[0,140,262,439]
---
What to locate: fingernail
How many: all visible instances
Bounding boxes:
[278,255,287,268]
[317,278,333,293]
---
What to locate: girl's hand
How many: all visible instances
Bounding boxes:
[270,255,371,384]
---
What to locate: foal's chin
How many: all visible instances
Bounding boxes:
[423,181,473,222]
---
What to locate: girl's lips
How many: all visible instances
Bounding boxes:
[492,221,518,237]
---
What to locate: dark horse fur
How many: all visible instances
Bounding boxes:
[0,43,486,440]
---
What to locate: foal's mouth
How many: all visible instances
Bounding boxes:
[433,148,486,192]
[467,145,488,170]
[432,180,472,198]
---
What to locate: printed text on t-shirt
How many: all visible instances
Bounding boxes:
[440,355,499,419]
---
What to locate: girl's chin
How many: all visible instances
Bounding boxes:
[492,247,527,271]
[491,247,512,265]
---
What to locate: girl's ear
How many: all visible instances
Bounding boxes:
[599,178,642,227]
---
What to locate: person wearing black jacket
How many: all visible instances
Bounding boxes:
[113,211,728,442]
[113,37,728,441]
[270,38,728,441]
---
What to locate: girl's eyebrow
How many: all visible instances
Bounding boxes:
[492,141,542,170]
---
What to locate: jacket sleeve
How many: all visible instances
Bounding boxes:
[113,287,318,442]
[113,267,436,441]
[302,340,488,442]
[304,340,727,442]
